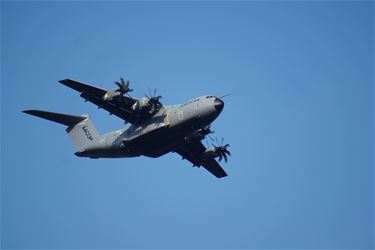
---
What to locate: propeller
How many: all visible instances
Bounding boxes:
[114,77,133,95]
[213,137,231,162]
[146,88,162,111]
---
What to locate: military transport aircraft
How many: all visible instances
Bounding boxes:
[23,77,230,178]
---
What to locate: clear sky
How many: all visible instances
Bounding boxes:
[1,1,374,249]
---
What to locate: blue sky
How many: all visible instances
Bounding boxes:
[1,1,374,249]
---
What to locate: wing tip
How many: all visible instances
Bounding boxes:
[216,171,228,178]
[58,78,72,85]
[23,109,39,115]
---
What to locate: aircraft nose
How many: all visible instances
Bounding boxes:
[214,98,224,113]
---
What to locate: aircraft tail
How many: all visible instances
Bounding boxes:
[23,110,99,151]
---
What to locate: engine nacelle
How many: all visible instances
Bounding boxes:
[201,142,231,162]
[131,97,152,113]
[201,148,220,160]
[102,90,121,101]
[131,97,162,115]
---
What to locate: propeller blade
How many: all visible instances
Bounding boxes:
[115,81,122,89]
[125,80,131,88]
[215,137,220,146]
[114,77,133,94]
[223,153,228,162]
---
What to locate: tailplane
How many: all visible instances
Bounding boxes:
[23,110,99,151]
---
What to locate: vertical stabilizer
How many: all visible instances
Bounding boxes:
[66,116,99,151]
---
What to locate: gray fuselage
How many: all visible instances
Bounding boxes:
[75,95,224,159]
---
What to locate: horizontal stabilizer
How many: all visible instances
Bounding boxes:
[23,110,86,126]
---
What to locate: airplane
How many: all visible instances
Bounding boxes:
[23,77,230,178]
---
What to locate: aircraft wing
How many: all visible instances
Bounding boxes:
[59,79,139,124]
[175,141,228,178]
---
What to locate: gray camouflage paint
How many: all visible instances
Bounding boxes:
[74,95,223,158]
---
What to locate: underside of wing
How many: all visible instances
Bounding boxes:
[175,141,228,178]
[80,92,138,124]
[201,159,228,178]
[59,79,108,97]
[59,79,139,124]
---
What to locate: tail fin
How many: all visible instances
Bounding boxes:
[23,110,99,151]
